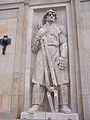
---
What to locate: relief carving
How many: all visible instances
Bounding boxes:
[28,9,71,114]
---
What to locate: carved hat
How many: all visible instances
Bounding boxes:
[42,9,57,25]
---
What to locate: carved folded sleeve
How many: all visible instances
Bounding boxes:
[59,25,67,58]
[31,27,47,53]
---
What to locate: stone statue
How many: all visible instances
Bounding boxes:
[28,9,71,114]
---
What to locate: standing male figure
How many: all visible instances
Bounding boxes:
[28,9,71,113]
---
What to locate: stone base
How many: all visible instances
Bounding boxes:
[20,112,79,120]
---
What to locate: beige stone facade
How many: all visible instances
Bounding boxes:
[0,0,90,120]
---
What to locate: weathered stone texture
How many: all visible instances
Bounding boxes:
[0,0,90,120]
[21,112,79,120]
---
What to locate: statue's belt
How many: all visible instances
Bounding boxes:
[45,43,59,47]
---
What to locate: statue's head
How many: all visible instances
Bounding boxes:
[42,9,57,25]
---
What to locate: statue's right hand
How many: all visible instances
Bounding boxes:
[46,86,56,92]
[31,40,41,53]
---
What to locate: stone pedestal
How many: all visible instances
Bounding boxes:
[20,112,79,120]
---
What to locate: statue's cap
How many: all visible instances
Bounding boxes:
[44,9,56,16]
[42,9,57,25]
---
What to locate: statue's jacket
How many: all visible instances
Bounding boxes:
[32,22,69,86]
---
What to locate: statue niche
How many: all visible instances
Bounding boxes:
[29,9,71,114]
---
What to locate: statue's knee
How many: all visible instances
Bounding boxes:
[53,90,58,96]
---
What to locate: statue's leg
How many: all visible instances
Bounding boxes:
[28,84,45,113]
[60,84,71,113]
[32,84,45,105]
[53,89,58,112]
[47,91,55,112]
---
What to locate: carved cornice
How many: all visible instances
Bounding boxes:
[0,0,24,5]
[0,0,70,5]
[80,0,90,2]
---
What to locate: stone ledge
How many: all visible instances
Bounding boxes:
[20,112,79,120]
[0,0,70,5]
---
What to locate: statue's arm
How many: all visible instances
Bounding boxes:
[57,26,67,70]
[59,26,67,58]
[31,27,46,53]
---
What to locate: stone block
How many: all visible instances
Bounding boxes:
[20,112,79,120]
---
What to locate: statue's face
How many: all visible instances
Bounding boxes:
[46,11,56,22]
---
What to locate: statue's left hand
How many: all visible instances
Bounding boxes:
[57,57,67,70]
[47,86,56,92]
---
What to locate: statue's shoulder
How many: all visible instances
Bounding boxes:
[38,24,47,31]
[37,25,44,32]
[58,25,65,31]
[51,23,60,32]
[36,24,47,37]
[58,25,66,35]
[52,23,66,34]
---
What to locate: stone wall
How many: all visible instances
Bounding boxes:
[0,0,90,120]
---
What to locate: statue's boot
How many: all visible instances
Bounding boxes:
[28,105,39,113]
[61,105,71,113]
[28,84,45,113]
[60,84,71,114]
